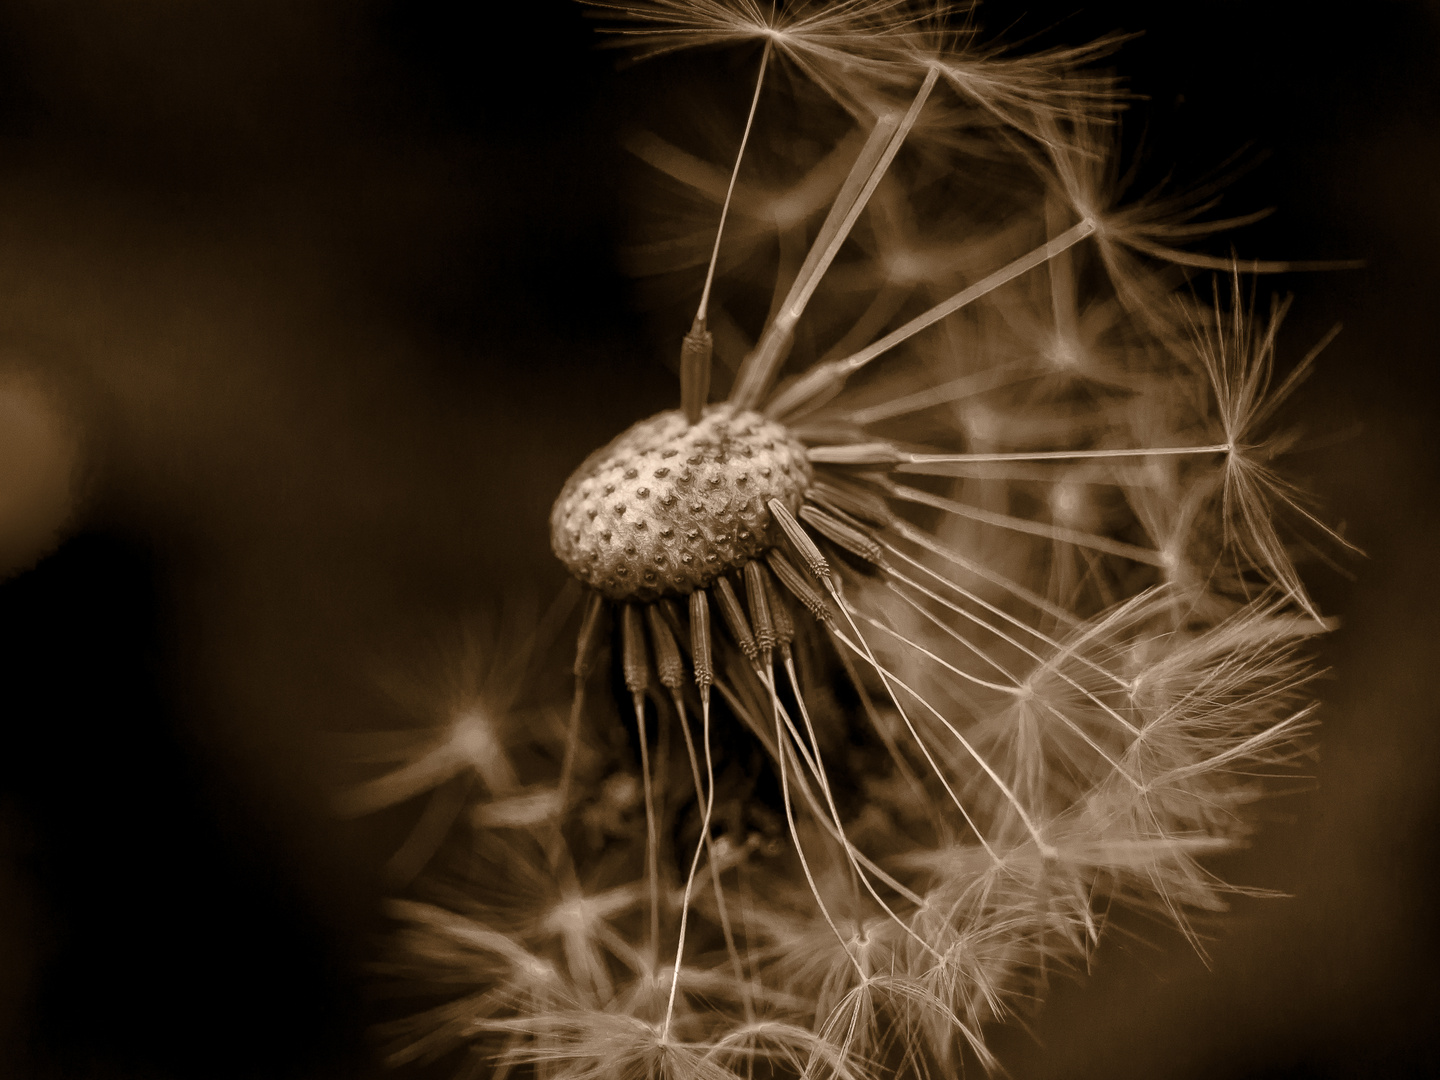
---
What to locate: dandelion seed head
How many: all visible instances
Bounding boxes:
[361,2,1349,1074]
[551,403,812,600]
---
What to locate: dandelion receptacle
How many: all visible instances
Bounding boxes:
[348,3,1353,1076]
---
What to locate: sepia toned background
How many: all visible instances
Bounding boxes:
[0,2,1435,1077]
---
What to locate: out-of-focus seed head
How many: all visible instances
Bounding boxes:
[550,403,812,600]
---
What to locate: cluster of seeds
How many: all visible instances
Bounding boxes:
[344,3,1347,1078]
[550,405,811,600]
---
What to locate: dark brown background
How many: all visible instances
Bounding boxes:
[0,2,1434,1077]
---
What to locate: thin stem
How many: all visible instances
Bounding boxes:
[662,691,717,1039]
[547,681,587,868]
[731,67,940,409]
[824,608,998,860]
[831,641,938,832]
[773,663,939,955]
[632,691,661,962]
[680,40,773,423]
[885,565,1030,683]
[768,680,923,903]
[856,606,1022,695]
[765,218,1098,419]
[695,39,771,328]
[385,775,472,884]
[883,542,1144,735]
[888,480,1166,566]
[895,443,1232,467]
[774,697,866,980]
[884,524,1089,663]
[883,517,1080,627]
[842,364,1028,427]
[674,687,754,1022]
[830,622,1056,859]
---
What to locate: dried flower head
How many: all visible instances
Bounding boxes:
[349,2,1348,1076]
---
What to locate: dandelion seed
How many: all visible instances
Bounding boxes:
[336,605,574,881]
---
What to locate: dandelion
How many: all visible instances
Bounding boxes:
[336,602,578,882]
[349,2,1346,1075]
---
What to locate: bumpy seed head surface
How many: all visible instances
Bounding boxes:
[550,404,812,601]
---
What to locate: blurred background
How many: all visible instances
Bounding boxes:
[0,2,1434,1077]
